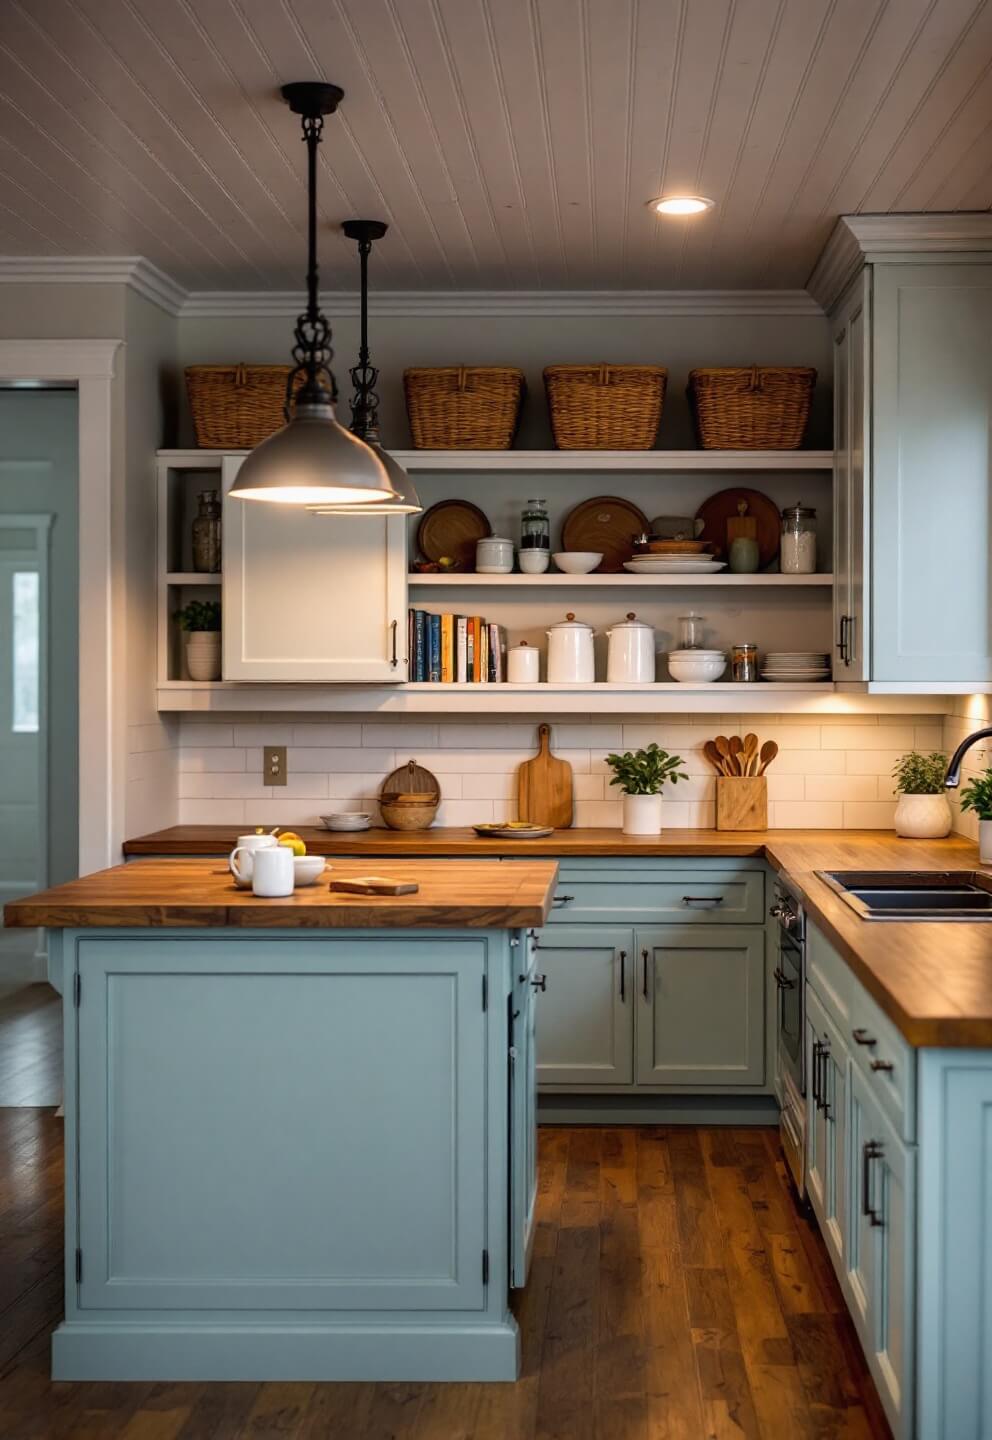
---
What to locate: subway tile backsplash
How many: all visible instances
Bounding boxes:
[174,712,948,830]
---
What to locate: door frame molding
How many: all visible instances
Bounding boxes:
[0,341,122,874]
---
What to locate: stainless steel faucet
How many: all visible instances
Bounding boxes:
[944,727,992,787]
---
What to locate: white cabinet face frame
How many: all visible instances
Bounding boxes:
[221,456,408,683]
[832,271,870,682]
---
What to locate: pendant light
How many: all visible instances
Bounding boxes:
[229,83,398,506]
[307,219,422,515]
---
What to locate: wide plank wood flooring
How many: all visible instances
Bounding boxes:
[0,1116,891,1439]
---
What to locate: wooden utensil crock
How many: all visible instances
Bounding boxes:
[716,776,768,831]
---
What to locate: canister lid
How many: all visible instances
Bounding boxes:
[610,611,652,629]
[782,502,816,519]
[549,612,593,630]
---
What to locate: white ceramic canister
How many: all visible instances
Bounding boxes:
[606,612,656,684]
[981,819,992,865]
[507,640,540,683]
[622,792,663,836]
[546,613,596,684]
[894,793,952,839]
[247,843,295,897]
[229,832,278,888]
[476,536,515,574]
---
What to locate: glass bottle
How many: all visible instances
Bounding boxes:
[731,643,759,682]
[780,503,817,574]
[678,612,704,650]
[520,497,550,552]
[192,489,222,573]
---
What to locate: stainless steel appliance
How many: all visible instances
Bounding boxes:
[771,878,806,1196]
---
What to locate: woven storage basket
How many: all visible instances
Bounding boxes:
[403,366,525,449]
[543,364,668,449]
[688,366,816,449]
[185,364,298,449]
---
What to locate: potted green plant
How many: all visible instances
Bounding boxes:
[891,751,951,839]
[959,770,992,862]
[605,743,688,836]
[176,599,222,681]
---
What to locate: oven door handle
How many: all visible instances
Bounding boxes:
[773,966,795,990]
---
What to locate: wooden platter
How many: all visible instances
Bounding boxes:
[517,724,574,828]
[695,487,780,566]
[417,500,492,570]
[561,495,649,572]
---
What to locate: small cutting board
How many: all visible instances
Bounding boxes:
[329,877,419,896]
[517,724,573,829]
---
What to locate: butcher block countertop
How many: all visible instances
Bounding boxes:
[3,858,557,931]
[122,827,992,1047]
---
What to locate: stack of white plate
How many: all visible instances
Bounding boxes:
[623,556,727,575]
[761,652,831,682]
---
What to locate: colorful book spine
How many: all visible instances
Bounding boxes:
[441,614,454,683]
[456,617,468,683]
[466,618,476,683]
[488,623,503,683]
[428,614,442,682]
[413,610,426,682]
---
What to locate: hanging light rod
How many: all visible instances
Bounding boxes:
[309,219,422,516]
[229,81,399,507]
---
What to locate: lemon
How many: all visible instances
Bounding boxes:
[278,833,306,856]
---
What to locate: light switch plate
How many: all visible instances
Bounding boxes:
[264,746,287,786]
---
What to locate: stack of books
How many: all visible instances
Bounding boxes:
[408,610,506,683]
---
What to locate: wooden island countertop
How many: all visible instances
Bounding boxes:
[120,826,992,1047]
[3,857,557,931]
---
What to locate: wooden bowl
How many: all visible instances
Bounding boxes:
[380,801,438,832]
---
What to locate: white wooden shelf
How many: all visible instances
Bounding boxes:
[165,572,221,585]
[157,447,833,473]
[408,572,833,588]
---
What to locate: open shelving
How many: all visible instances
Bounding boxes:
[408,572,832,588]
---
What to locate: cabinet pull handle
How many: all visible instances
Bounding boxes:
[390,618,398,668]
[837,614,850,665]
[530,973,547,993]
[869,1058,894,1073]
[681,894,724,907]
[641,948,649,999]
[773,966,794,990]
[862,1140,883,1227]
[618,949,626,1002]
[811,1040,822,1108]
[820,1045,831,1119]
[552,894,575,908]
[851,1028,876,1047]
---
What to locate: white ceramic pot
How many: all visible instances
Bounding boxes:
[622,792,663,836]
[606,612,656,684]
[185,631,221,681]
[476,536,515,574]
[980,819,992,865]
[507,641,540,683]
[546,613,595,684]
[894,793,952,839]
[228,833,278,888]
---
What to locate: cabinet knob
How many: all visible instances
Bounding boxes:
[552,894,575,908]
[869,1058,894,1073]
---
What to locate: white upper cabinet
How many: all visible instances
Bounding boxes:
[221,456,408,683]
[871,263,992,684]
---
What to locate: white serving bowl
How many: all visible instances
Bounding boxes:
[293,855,327,886]
[667,651,727,683]
[552,551,602,575]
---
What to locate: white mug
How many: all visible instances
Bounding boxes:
[240,844,294,898]
[229,833,277,889]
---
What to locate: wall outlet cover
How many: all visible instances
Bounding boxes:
[264,745,287,786]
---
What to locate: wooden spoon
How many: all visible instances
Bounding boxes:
[728,735,745,775]
[757,740,779,775]
[714,735,734,773]
[742,733,759,776]
[703,740,726,775]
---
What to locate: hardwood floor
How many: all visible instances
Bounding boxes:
[0,1117,891,1439]
[0,985,61,1107]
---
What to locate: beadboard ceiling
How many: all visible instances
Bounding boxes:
[1,0,991,292]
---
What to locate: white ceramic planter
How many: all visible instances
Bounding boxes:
[893,792,952,839]
[980,819,992,865]
[185,631,221,682]
[622,792,663,836]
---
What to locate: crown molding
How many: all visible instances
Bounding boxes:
[0,256,186,316]
[808,212,992,312]
[178,287,823,319]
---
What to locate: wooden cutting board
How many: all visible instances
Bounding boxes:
[417,499,491,570]
[517,724,573,828]
[561,495,648,572]
[695,486,780,566]
[329,876,420,895]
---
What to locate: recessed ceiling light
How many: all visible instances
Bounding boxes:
[649,195,715,216]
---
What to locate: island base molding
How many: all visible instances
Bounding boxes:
[538,1095,779,1125]
[51,1320,520,1383]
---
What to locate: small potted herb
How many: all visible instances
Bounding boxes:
[891,751,951,839]
[605,743,688,836]
[176,599,222,682]
[959,770,992,863]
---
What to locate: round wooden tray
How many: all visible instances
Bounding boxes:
[695,487,780,566]
[561,495,649,573]
[416,500,492,570]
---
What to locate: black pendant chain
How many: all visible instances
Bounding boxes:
[343,219,389,442]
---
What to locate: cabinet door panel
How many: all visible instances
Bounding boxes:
[511,932,538,1288]
[635,926,765,1087]
[806,986,848,1277]
[222,457,407,682]
[872,264,992,682]
[76,935,486,1313]
[832,272,869,680]
[534,926,633,1086]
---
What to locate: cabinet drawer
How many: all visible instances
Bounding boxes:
[548,868,764,925]
[847,982,916,1144]
[807,921,855,1029]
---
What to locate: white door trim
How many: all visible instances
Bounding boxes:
[0,341,122,875]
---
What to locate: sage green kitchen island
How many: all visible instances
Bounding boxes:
[4,858,555,1382]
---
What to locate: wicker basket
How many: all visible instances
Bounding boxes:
[543,364,667,450]
[403,366,525,449]
[185,364,297,450]
[688,366,816,450]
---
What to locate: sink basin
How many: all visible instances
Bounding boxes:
[816,870,992,921]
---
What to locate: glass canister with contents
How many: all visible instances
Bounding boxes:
[780,503,817,574]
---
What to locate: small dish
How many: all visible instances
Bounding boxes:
[552,551,603,575]
[473,822,555,839]
[320,813,372,832]
[294,855,327,886]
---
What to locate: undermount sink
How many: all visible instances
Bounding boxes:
[816,870,992,921]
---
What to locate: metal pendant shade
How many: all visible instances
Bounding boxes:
[228,83,399,507]
[308,218,422,515]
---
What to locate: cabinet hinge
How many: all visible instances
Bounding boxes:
[74,1248,82,1284]
[482,975,488,1012]
[73,973,81,1008]
[482,1249,489,1286]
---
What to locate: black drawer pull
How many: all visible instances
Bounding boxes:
[552,894,575,908]
[681,894,724,907]
[862,1140,883,1227]
[851,1028,876,1047]
[618,949,626,1002]
[641,949,649,999]
[531,974,547,993]
[811,1040,822,1107]
[870,1058,894,1073]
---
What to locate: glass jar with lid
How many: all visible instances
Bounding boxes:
[780,503,817,574]
[520,497,550,551]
